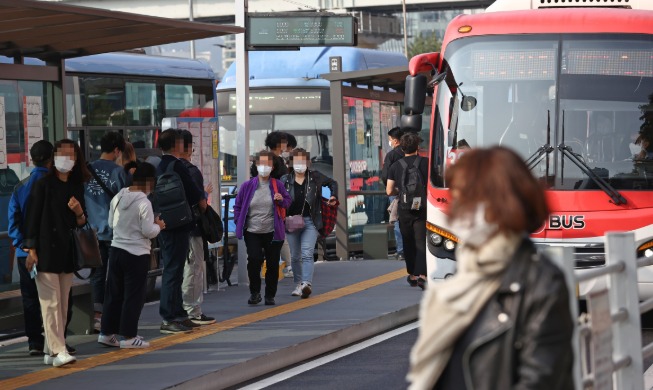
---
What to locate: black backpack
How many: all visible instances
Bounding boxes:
[398,157,426,211]
[153,161,193,229]
[199,205,224,244]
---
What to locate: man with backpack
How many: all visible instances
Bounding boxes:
[385,132,428,290]
[85,131,127,331]
[155,129,205,334]
[381,127,405,261]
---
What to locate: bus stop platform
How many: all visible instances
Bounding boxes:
[0,260,420,390]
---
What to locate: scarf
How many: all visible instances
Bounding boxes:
[407,232,522,390]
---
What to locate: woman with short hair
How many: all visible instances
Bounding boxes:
[407,146,574,390]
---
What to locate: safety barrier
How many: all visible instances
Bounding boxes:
[547,232,650,389]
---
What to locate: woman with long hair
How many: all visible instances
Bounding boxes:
[233,150,291,306]
[280,148,338,298]
[408,146,574,390]
[24,139,91,367]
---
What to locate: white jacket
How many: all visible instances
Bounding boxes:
[109,188,161,256]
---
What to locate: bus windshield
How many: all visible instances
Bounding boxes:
[434,34,653,191]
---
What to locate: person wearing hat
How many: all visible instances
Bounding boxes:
[8,140,75,357]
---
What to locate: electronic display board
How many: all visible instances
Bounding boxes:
[247,14,357,48]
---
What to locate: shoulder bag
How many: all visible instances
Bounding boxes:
[87,162,116,198]
[72,222,103,279]
[285,172,309,233]
[270,179,287,220]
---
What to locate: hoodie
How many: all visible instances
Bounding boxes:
[109,188,161,256]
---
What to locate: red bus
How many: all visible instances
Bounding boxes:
[402,0,653,297]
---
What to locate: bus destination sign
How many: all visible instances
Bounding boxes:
[247,14,357,49]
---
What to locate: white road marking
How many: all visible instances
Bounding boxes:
[239,322,418,390]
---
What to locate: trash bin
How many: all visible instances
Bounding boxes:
[363,223,391,259]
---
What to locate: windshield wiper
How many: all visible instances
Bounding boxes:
[526,110,553,170]
[558,144,627,205]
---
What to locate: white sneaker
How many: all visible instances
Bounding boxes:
[44,354,54,365]
[120,337,150,349]
[98,334,120,347]
[300,282,312,299]
[53,351,76,367]
[291,284,302,296]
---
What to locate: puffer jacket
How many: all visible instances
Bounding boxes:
[280,169,338,232]
[436,238,574,390]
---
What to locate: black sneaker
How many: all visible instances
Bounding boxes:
[264,297,276,306]
[160,321,192,334]
[29,344,44,356]
[65,344,77,355]
[248,293,262,305]
[179,318,201,328]
[190,314,216,325]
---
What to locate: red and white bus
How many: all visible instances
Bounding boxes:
[402,0,653,296]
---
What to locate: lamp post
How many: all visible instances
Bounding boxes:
[402,0,408,58]
[189,0,196,59]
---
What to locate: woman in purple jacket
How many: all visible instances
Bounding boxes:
[234,150,291,306]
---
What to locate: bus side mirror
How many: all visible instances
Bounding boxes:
[401,114,422,133]
[404,74,427,115]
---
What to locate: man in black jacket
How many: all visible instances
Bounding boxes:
[156,129,206,334]
[381,127,405,260]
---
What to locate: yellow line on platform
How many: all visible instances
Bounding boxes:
[0,268,406,389]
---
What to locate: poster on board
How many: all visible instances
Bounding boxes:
[23,96,44,167]
[355,100,365,144]
[372,102,381,147]
[0,97,6,169]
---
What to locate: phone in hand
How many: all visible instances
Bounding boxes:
[30,265,38,279]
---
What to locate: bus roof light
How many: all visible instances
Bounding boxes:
[458,26,472,33]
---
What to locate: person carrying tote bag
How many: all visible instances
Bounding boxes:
[24,139,92,368]
[280,148,338,299]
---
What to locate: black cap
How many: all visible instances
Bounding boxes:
[30,140,54,166]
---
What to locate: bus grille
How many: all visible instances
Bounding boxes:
[574,246,605,268]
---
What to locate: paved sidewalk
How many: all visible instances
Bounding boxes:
[0,260,422,390]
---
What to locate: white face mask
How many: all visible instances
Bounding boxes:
[389,140,394,148]
[257,164,272,177]
[281,151,290,159]
[54,156,75,173]
[293,163,307,173]
[450,204,499,248]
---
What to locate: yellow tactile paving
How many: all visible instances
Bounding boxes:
[0,268,406,390]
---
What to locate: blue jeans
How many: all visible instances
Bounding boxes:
[158,229,191,322]
[287,216,319,284]
[90,240,110,312]
[389,196,403,254]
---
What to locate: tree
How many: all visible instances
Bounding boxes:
[407,32,442,59]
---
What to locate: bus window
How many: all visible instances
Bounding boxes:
[125,82,157,126]
[84,77,125,127]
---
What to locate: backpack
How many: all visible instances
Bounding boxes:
[398,157,426,211]
[199,204,224,244]
[152,161,193,229]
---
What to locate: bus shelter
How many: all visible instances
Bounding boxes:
[0,0,242,332]
[322,66,431,260]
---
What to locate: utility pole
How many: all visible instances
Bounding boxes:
[236,0,250,286]
[402,0,408,58]
[189,0,196,59]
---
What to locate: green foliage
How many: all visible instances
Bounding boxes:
[407,33,442,59]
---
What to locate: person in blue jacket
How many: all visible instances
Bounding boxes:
[8,140,73,356]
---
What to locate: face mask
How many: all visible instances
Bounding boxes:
[54,156,75,173]
[257,165,272,177]
[389,140,394,148]
[294,163,307,173]
[281,151,290,159]
[450,204,499,248]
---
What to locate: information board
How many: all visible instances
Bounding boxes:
[247,14,357,48]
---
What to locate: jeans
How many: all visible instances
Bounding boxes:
[286,216,319,284]
[389,196,403,254]
[90,241,111,313]
[101,247,149,338]
[159,229,191,322]
[17,256,45,348]
[398,210,427,276]
[243,231,283,298]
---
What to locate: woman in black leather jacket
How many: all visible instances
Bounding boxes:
[280,148,337,299]
[408,147,574,390]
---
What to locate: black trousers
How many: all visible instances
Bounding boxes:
[158,228,191,322]
[101,247,149,338]
[17,256,73,348]
[90,241,111,313]
[244,231,283,298]
[398,210,427,276]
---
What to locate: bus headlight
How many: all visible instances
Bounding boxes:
[429,233,443,246]
[444,239,456,252]
[638,240,653,258]
[646,249,653,258]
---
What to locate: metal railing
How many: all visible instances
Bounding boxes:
[547,232,648,389]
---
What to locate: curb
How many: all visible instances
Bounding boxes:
[169,304,419,389]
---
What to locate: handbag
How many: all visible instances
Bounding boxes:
[200,204,224,243]
[387,197,399,224]
[270,179,287,220]
[320,197,339,238]
[71,223,103,278]
[285,172,310,233]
